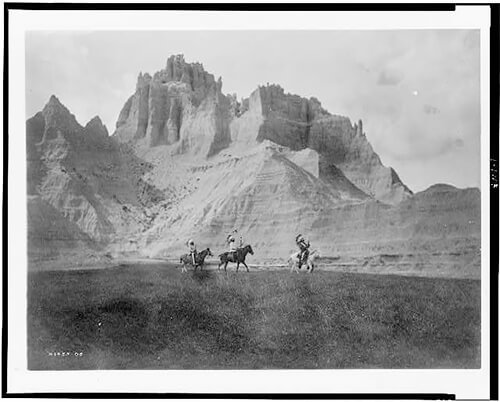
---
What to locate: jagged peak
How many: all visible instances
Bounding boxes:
[84,116,109,137]
[132,54,220,96]
[48,94,62,105]
[257,83,302,99]
[255,84,331,119]
[42,95,80,127]
[43,94,69,113]
[389,167,413,194]
[86,115,103,125]
[136,72,152,89]
[353,119,364,135]
[167,53,185,62]
[165,54,212,78]
[166,54,205,69]
[260,82,284,90]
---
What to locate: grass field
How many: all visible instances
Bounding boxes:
[28,264,481,370]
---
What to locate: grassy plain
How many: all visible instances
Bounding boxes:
[28,263,480,369]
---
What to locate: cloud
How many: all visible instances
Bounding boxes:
[423,104,440,115]
[432,137,465,157]
[381,127,466,162]
[377,68,404,86]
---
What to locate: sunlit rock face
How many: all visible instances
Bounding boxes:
[113,54,231,158]
[113,56,411,203]
[231,84,412,204]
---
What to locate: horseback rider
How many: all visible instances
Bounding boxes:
[187,239,197,265]
[295,234,310,269]
[227,229,243,260]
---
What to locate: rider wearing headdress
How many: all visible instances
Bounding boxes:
[295,234,310,269]
[227,229,243,259]
[187,239,197,265]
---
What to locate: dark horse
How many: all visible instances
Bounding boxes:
[180,248,213,273]
[218,244,254,272]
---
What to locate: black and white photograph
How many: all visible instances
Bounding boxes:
[4,4,495,398]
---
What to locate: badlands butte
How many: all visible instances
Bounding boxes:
[27,55,481,278]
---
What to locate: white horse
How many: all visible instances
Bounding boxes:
[288,250,318,273]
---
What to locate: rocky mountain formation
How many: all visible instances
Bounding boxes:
[26,55,480,277]
[26,95,165,268]
[115,55,411,204]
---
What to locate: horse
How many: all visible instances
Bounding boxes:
[180,248,213,273]
[218,244,254,272]
[288,250,318,273]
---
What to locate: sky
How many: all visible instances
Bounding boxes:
[25,30,481,192]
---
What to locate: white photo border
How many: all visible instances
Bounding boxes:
[5,5,492,399]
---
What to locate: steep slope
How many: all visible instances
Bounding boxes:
[27,96,165,266]
[138,141,368,258]
[309,115,412,204]
[130,139,479,276]
[27,195,106,270]
[229,84,412,204]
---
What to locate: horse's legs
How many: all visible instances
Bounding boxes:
[224,261,228,272]
[181,263,186,273]
[236,262,240,272]
[242,261,249,272]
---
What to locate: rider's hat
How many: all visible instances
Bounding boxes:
[296,234,303,242]
[188,239,194,245]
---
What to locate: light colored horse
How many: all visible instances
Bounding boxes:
[288,250,318,273]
